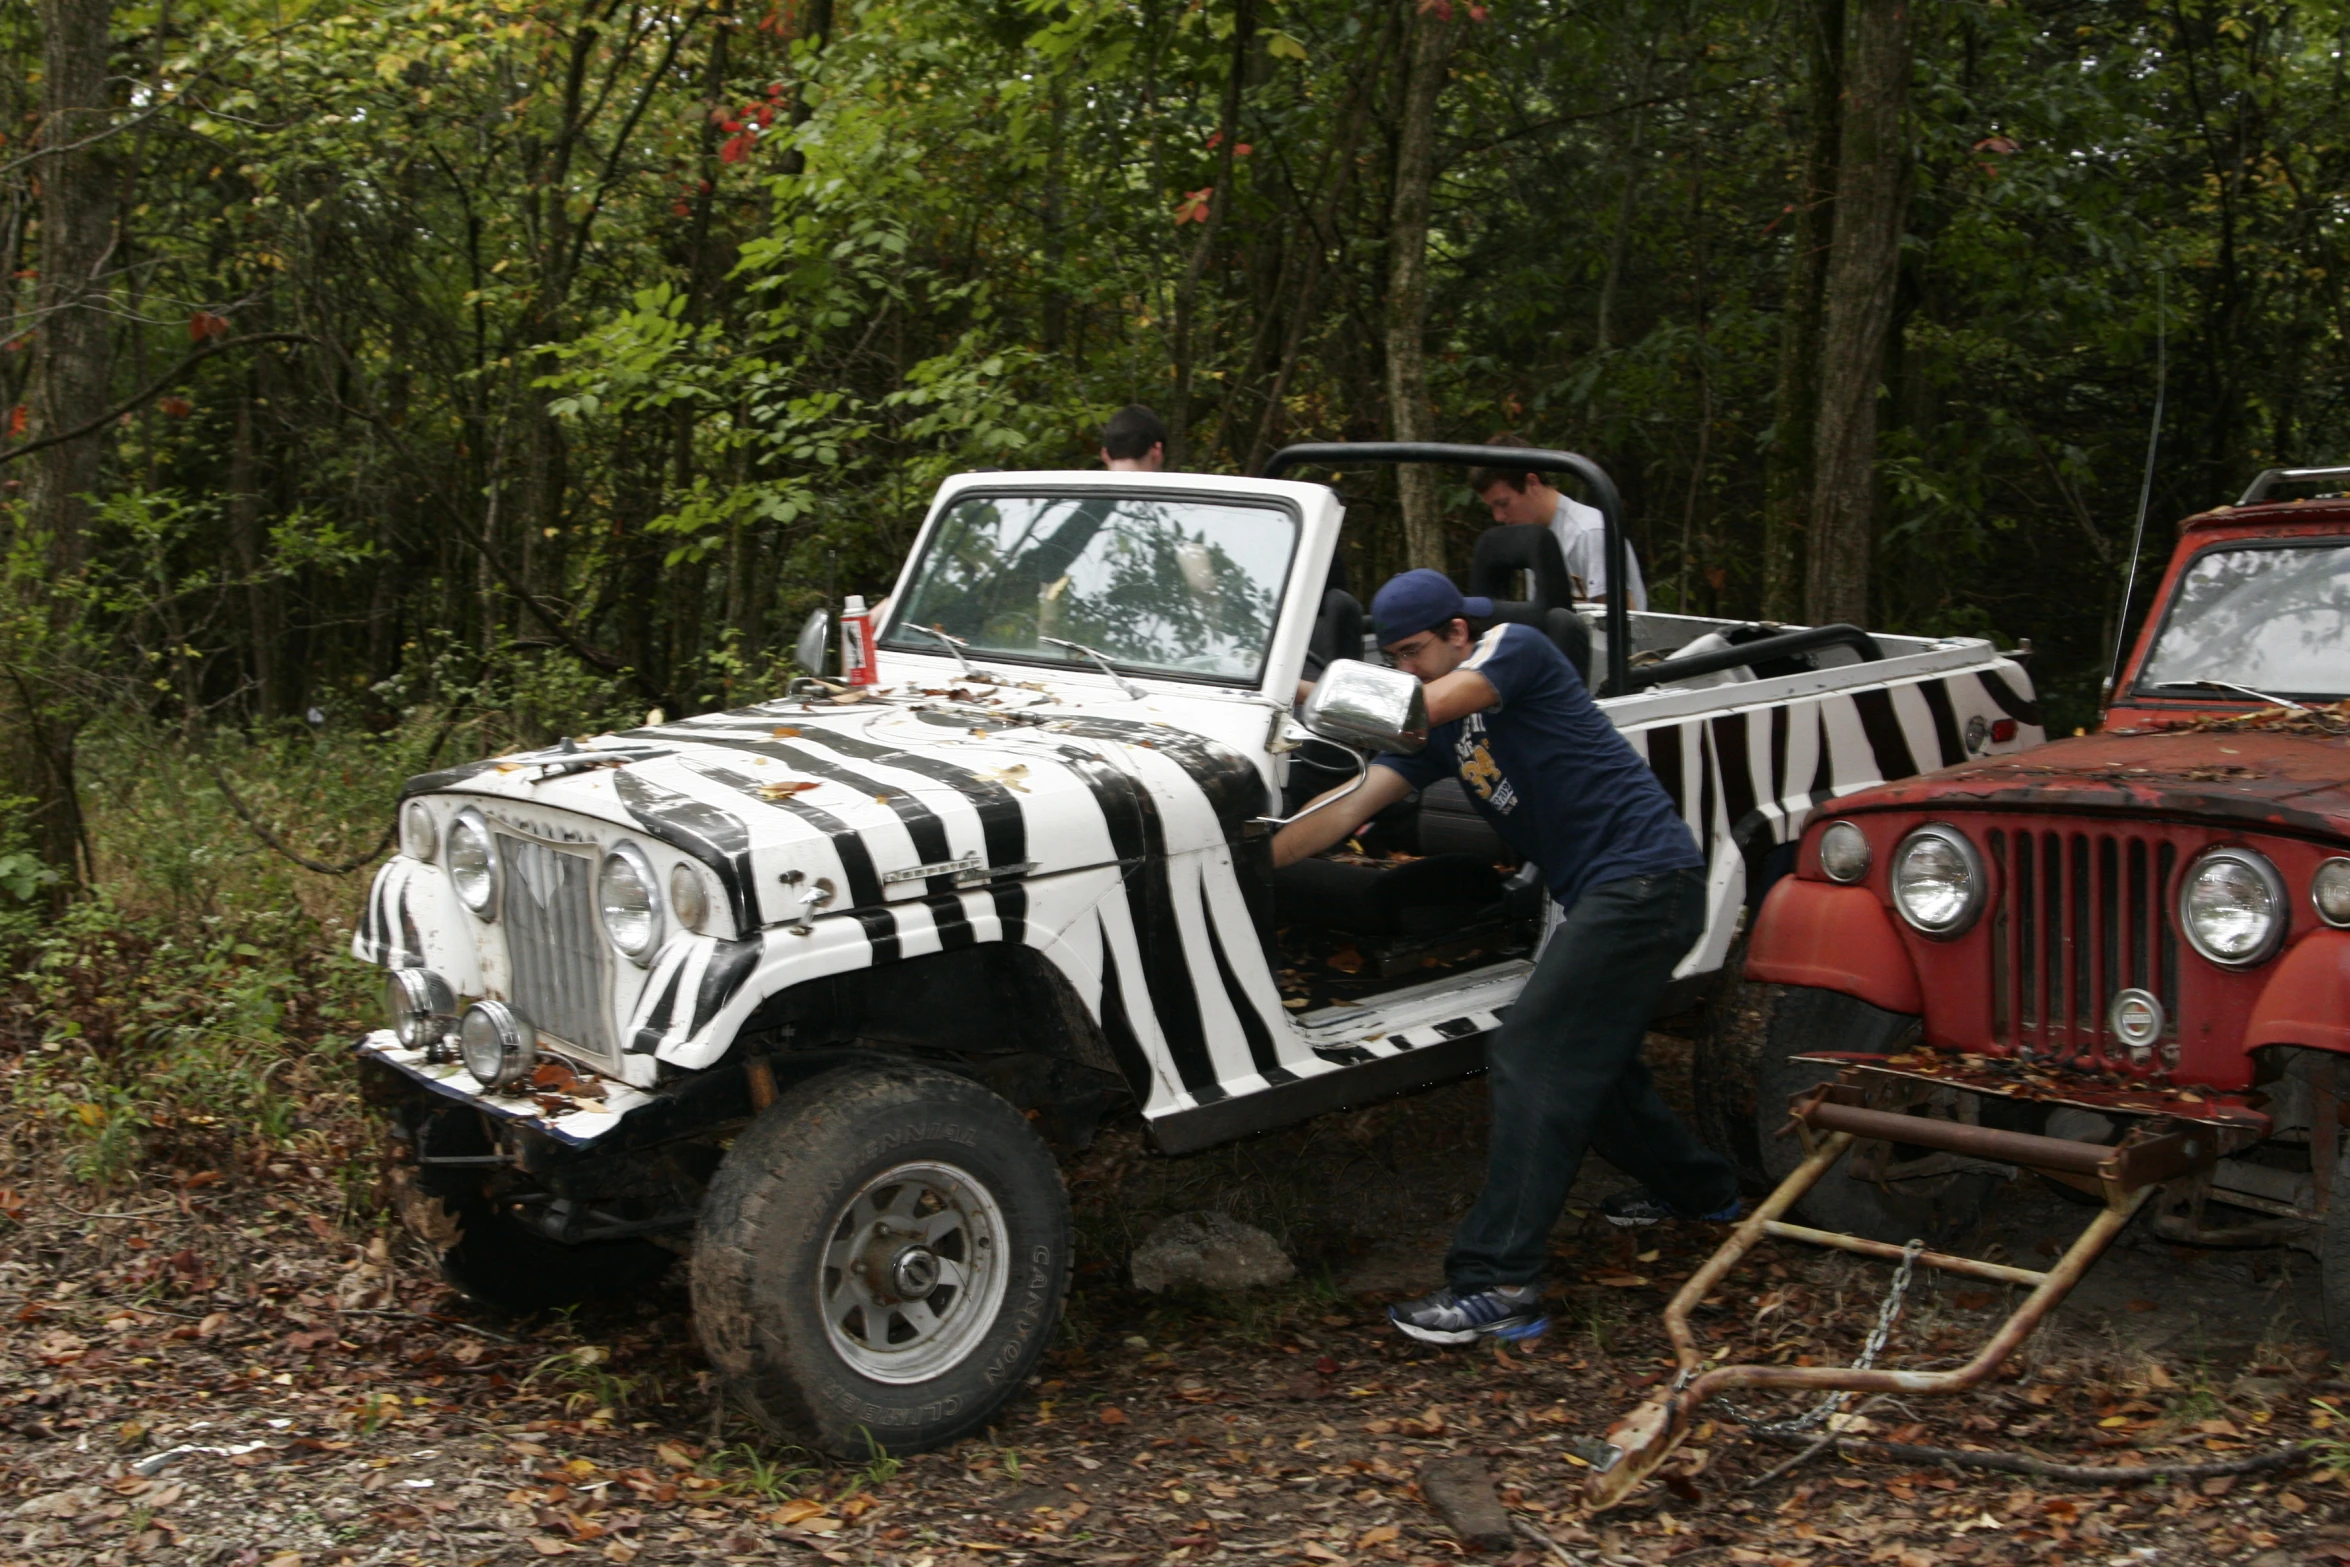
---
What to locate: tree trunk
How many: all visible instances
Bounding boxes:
[1761,0,1843,623]
[4,0,117,890]
[228,368,276,719]
[1168,0,1258,469]
[1383,0,1461,571]
[1802,0,1908,628]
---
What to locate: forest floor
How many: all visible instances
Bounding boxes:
[3,1036,2347,1567]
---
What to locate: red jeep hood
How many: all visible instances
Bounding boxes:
[1840,726,2350,838]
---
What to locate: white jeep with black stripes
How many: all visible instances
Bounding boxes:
[353,443,2043,1455]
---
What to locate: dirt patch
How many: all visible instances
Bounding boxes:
[2,1035,2346,1566]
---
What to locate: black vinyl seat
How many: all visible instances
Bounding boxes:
[1466,525,1594,686]
[1274,852,1504,940]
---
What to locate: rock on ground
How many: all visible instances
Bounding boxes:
[1129,1210,1295,1293]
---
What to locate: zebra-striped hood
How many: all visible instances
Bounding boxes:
[394,681,1270,939]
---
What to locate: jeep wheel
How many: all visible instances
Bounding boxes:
[2320,1145,2350,1361]
[403,1110,675,1312]
[692,1061,1070,1457]
[1709,982,2003,1245]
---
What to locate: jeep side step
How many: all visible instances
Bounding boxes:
[1581,1072,2251,1511]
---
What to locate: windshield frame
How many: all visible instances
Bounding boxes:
[877,483,1306,691]
[2127,533,2350,704]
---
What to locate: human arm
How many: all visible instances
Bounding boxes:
[1268,764,1416,868]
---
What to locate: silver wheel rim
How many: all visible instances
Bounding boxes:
[818,1160,1008,1384]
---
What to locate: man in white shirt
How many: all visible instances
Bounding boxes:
[1468,436,1647,610]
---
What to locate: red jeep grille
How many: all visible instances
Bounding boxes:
[1987,827,2180,1066]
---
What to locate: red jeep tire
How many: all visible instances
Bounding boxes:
[1697,980,2003,1245]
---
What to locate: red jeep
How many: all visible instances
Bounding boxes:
[1706,470,2350,1320]
[1585,472,2348,1508]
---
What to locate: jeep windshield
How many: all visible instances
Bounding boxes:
[2137,541,2350,701]
[882,491,1298,686]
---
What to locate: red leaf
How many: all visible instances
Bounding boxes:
[1235,143,1252,156]
[157,395,193,418]
[7,405,23,438]
[1173,187,1213,225]
[719,134,750,164]
[1205,129,1223,149]
[188,310,230,341]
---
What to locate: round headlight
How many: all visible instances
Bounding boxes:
[2313,858,2350,929]
[383,967,455,1050]
[446,810,498,915]
[459,1000,534,1091]
[669,862,709,934]
[598,843,663,961]
[398,800,439,862]
[1891,825,1985,937]
[2179,847,2286,967]
[1819,821,1872,884]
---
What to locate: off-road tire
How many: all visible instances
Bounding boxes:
[2320,1146,2350,1361]
[1690,939,1772,1187]
[692,1060,1071,1458]
[406,1111,675,1312]
[1714,983,2002,1245]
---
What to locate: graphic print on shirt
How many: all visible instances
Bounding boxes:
[1453,716,1516,813]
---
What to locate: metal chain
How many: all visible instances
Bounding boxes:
[1712,1238,1926,1436]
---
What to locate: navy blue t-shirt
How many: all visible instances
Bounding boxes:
[1372,623,1701,909]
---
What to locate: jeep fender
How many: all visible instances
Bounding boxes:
[2246,930,2350,1057]
[1741,877,1924,1016]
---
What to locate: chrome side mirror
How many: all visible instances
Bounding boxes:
[793,608,831,675]
[1299,659,1428,755]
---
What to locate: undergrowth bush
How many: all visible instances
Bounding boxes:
[1,642,797,1192]
[1,712,458,1190]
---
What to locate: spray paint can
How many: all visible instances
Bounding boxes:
[839,594,878,686]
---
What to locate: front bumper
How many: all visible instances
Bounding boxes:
[355,1029,657,1148]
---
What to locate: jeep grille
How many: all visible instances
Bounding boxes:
[1988,826,2181,1066]
[496,833,616,1065]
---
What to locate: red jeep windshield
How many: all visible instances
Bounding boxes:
[2137,542,2350,701]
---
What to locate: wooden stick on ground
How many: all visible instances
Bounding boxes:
[1756,1433,2308,1485]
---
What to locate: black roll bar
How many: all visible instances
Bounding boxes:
[1263,442,1633,696]
[1622,623,1883,692]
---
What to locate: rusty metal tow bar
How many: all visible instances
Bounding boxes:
[1582,1071,2250,1511]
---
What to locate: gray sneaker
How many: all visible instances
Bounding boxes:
[1601,1186,1742,1228]
[1387,1283,1549,1345]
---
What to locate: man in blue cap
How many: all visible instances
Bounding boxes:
[1273,568,1737,1344]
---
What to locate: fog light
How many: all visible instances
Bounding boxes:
[383,968,455,1051]
[458,1000,535,1092]
[669,862,710,934]
[2314,858,2350,929]
[398,799,438,861]
[1818,821,1871,884]
[2108,987,2164,1063]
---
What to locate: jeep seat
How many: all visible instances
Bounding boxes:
[1467,525,1594,686]
[1273,852,1506,940]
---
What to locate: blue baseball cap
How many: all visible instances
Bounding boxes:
[1371,568,1492,645]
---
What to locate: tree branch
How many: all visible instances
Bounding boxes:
[0,332,315,465]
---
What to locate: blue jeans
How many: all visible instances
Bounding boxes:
[1444,866,1737,1290]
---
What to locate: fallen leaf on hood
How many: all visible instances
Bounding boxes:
[975,764,1030,792]
[1326,947,1363,974]
[757,780,821,800]
[771,726,800,738]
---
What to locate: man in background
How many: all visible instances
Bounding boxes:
[1101,405,1167,472]
[1470,433,1647,610]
